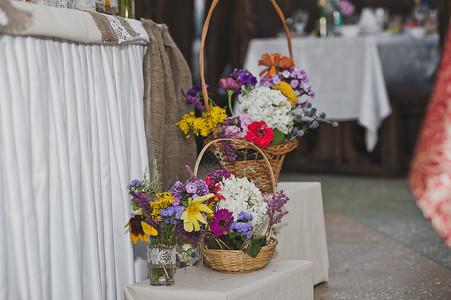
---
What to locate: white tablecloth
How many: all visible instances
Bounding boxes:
[124,260,314,300]
[0,34,149,300]
[244,34,438,151]
[376,34,440,87]
[275,182,329,285]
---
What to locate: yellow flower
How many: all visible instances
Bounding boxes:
[151,192,175,219]
[124,211,158,244]
[181,194,214,232]
[176,107,227,138]
[273,81,298,107]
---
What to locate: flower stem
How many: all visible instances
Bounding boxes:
[208,97,219,107]
[227,92,234,116]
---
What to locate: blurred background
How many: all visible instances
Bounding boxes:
[134,0,448,178]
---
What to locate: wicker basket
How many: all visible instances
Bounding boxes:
[198,0,297,193]
[204,138,298,193]
[202,238,278,273]
[194,138,278,273]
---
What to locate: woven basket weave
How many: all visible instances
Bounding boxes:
[204,138,298,193]
[199,0,297,193]
[194,138,278,273]
[202,238,278,273]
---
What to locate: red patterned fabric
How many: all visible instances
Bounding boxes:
[409,28,451,248]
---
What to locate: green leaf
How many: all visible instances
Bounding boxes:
[245,237,266,258]
[131,200,140,211]
[270,129,286,146]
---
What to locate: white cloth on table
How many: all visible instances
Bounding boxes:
[124,260,314,300]
[376,33,440,87]
[274,182,329,285]
[0,34,148,300]
[244,36,391,152]
[7,1,149,45]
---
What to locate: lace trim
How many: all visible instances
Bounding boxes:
[103,14,134,44]
[88,11,140,44]
[147,245,177,268]
[87,11,118,44]
[116,16,138,38]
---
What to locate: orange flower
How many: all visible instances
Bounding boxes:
[258,53,294,80]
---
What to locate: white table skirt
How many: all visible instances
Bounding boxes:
[244,36,392,152]
[275,182,329,285]
[0,34,149,300]
[124,260,314,300]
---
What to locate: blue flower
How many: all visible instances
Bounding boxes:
[127,179,142,190]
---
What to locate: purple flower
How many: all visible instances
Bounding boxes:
[210,209,234,236]
[230,68,257,86]
[281,70,291,78]
[339,0,355,16]
[166,206,176,216]
[132,190,150,207]
[224,126,241,138]
[195,180,209,195]
[264,190,290,226]
[184,84,209,111]
[238,211,253,221]
[185,182,197,193]
[175,206,185,219]
[127,179,142,190]
[290,79,299,89]
[230,220,253,237]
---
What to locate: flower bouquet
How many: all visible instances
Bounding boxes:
[177,53,336,192]
[125,157,290,276]
[176,0,336,193]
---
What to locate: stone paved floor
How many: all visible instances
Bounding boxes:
[279,173,451,299]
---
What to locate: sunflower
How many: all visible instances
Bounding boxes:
[181,194,214,232]
[124,211,158,244]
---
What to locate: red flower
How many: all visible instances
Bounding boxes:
[245,121,274,148]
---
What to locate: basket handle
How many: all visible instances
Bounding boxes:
[193,138,277,195]
[199,0,293,113]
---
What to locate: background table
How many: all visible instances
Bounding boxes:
[275,182,329,285]
[124,260,314,300]
[244,34,440,152]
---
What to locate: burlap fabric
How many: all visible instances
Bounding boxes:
[141,19,197,189]
[0,0,31,34]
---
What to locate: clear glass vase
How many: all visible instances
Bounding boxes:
[147,242,177,286]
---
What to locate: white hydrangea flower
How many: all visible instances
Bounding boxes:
[236,86,293,134]
[217,175,267,230]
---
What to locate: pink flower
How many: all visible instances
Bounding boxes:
[219,77,242,94]
[339,0,355,16]
[210,209,234,236]
[245,121,274,148]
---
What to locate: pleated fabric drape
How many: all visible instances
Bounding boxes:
[409,25,451,248]
[0,35,149,299]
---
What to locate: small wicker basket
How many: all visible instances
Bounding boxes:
[194,138,279,273]
[199,0,297,193]
[202,238,278,273]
